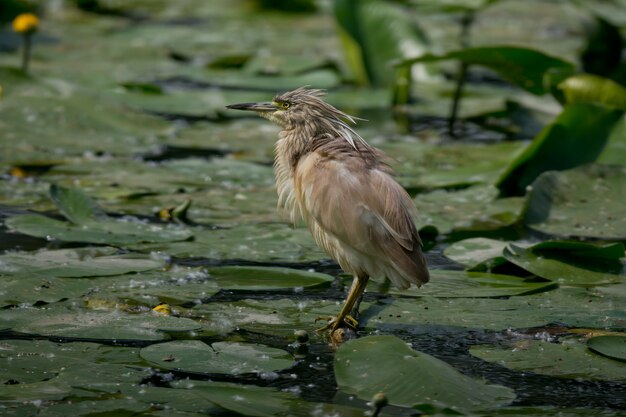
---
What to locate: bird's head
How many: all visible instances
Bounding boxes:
[227,87,356,129]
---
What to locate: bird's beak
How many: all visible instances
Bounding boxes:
[225,102,278,112]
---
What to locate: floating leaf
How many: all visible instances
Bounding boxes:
[335,335,515,410]
[371,287,626,331]
[389,269,556,298]
[471,338,626,380]
[587,336,626,362]
[140,340,294,375]
[443,237,509,270]
[0,305,201,341]
[415,185,524,235]
[0,247,163,278]
[523,164,626,239]
[398,46,575,95]
[49,183,107,224]
[6,213,193,245]
[503,244,624,286]
[207,266,333,290]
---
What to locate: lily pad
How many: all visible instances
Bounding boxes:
[207,266,334,290]
[415,185,524,235]
[335,335,515,410]
[390,269,557,298]
[0,305,201,341]
[523,164,626,239]
[140,340,294,374]
[0,247,163,278]
[504,244,625,286]
[471,338,626,380]
[587,336,626,362]
[443,237,510,270]
[369,286,626,331]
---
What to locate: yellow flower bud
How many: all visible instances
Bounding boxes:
[12,13,40,35]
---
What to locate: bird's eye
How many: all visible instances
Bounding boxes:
[282,102,290,109]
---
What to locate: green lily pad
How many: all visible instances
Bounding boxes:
[443,237,510,270]
[5,185,193,245]
[524,164,626,239]
[0,247,163,278]
[207,266,334,290]
[131,223,325,263]
[335,335,515,410]
[369,286,626,332]
[587,336,626,362]
[0,305,201,341]
[6,213,193,245]
[496,104,624,196]
[0,339,150,402]
[140,340,294,374]
[415,185,524,235]
[390,269,557,298]
[471,338,626,380]
[504,244,624,286]
[0,276,94,308]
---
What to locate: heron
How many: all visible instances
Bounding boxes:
[226,87,429,334]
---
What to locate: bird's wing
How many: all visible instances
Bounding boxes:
[294,150,428,287]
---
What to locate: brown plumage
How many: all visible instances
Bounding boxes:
[226,87,429,333]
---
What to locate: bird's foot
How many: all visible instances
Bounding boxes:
[314,315,358,333]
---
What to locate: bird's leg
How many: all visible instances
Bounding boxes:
[317,275,369,332]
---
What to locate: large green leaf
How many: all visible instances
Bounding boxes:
[334,0,429,86]
[0,305,201,341]
[523,164,626,239]
[5,213,193,245]
[335,335,515,410]
[0,247,163,278]
[140,340,294,374]
[503,244,625,286]
[207,266,333,290]
[398,46,575,95]
[496,103,624,196]
[389,269,557,298]
[558,74,626,110]
[5,185,193,245]
[471,338,626,380]
[370,287,626,331]
[587,336,626,362]
[443,237,510,270]
[49,183,107,225]
[415,185,524,235]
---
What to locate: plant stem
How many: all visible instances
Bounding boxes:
[448,11,475,138]
[21,34,32,74]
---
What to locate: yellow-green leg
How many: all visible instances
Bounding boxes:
[317,275,369,332]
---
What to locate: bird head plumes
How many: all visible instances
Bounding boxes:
[226,87,366,148]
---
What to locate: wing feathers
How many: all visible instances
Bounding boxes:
[294,150,429,288]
